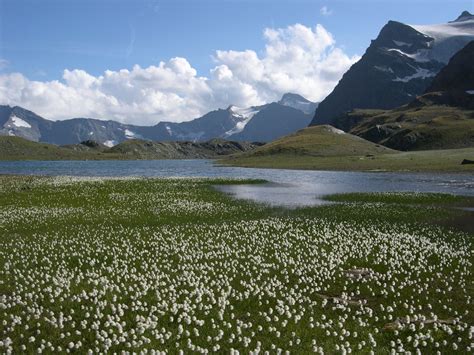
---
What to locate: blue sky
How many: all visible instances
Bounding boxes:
[0,0,472,124]
[1,0,471,80]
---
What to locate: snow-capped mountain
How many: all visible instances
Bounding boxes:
[151,94,316,143]
[278,93,319,115]
[0,93,317,145]
[230,103,313,142]
[224,106,261,137]
[0,106,145,146]
[311,11,474,126]
[150,105,264,142]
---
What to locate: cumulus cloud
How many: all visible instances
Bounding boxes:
[0,23,359,125]
[320,6,333,16]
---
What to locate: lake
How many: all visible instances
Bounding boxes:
[1,159,473,207]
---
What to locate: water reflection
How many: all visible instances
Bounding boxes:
[1,159,473,207]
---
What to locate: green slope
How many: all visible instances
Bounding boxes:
[220,125,474,172]
[231,125,395,157]
[340,102,474,151]
[0,136,110,160]
[0,136,261,161]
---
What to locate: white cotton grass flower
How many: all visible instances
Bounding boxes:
[0,176,471,352]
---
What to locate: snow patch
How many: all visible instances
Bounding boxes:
[374,65,394,74]
[103,140,117,147]
[412,20,474,42]
[165,125,173,135]
[89,131,94,136]
[466,90,474,95]
[393,40,411,47]
[386,48,431,63]
[229,106,260,120]
[327,126,345,135]
[410,19,474,63]
[124,129,136,139]
[224,117,254,137]
[11,115,31,128]
[224,106,260,137]
[393,68,436,83]
[279,95,316,114]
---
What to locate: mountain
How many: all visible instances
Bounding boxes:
[338,41,474,151]
[0,93,317,145]
[150,106,262,142]
[0,105,52,142]
[426,40,474,94]
[0,135,263,161]
[151,93,316,143]
[230,103,313,142]
[310,11,474,126]
[0,106,145,147]
[278,93,318,115]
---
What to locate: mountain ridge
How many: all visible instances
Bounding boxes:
[310,11,474,127]
[336,40,474,151]
[0,93,317,146]
[0,135,264,161]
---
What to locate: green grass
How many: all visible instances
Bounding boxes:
[0,176,472,353]
[220,125,474,172]
[232,125,395,157]
[221,147,474,172]
[0,136,113,160]
[0,136,260,161]
[324,192,474,206]
[346,104,474,151]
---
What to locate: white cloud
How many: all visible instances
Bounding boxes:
[0,23,359,125]
[320,6,333,16]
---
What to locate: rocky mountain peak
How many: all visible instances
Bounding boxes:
[278,93,318,115]
[451,10,474,23]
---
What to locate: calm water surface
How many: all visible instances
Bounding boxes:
[1,159,473,207]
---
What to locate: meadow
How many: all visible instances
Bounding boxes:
[0,175,473,353]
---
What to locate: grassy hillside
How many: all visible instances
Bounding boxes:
[0,136,261,161]
[0,136,112,160]
[233,125,395,157]
[106,138,262,159]
[221,125,474,172]
[342,103,474,151]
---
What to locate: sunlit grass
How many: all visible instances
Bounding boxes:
[0,176,472,353]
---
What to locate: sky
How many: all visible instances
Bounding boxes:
[0,0,472,125]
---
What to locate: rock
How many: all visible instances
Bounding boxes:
[461,159,474,165]
[80,140,102,148]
